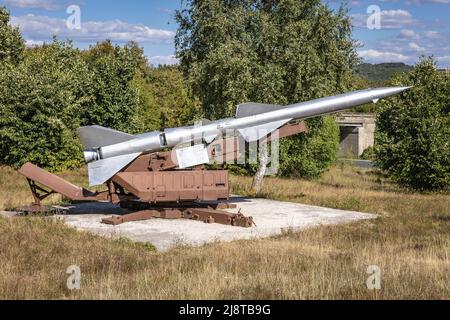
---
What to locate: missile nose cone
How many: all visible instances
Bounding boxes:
[372,86,412,99]
[393,86,413,93]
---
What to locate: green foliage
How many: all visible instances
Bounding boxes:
[360,146,375,161]
[279,116,340,178]
[0,29,199,170]
[146,65,200,128]
[176,0,358,178]
[80,41,143,133]
[0,6,25,65]
[132,65,199,133]
[131,74,161,133]
[356,63,413,85]
[375,57,450,191]
[0,41,90,170]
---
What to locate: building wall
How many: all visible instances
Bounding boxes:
[336,113,376,158]
[358,123,376,156]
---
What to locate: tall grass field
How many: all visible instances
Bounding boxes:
[0,165,448,299]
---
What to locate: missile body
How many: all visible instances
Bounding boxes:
[78,86,410,185]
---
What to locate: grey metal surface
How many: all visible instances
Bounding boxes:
[235,102,284,118]
[77,125,136,149]
[88,152,141,186]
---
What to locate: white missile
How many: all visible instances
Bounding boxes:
[78,86,411,186]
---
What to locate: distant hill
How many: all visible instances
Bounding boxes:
[356,63,413,84]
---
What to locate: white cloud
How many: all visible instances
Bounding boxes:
[25,39,43,46]
[359,29,450,67]
[329,0,363,6]
[398,29,419,39]
[158,7,174,14]
[410,0,450,3]
[424,31,440,39]
[351,9,419,29]
[381,30,449,54]
[358,49,410,62]
[3,0,62,10]
[10,14,175,43]
[408,42,425,51]
[436,55,450,63]
[149,55,179,66]
[380,0,450,3]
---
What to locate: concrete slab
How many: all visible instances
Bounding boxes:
[0,211,19,218]
[40,197,376,251]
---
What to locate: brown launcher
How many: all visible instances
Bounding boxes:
[112,170,229,203]
[16,121,308,227]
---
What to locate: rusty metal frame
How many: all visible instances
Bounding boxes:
[101,202,254,228]
[26,178,55,206]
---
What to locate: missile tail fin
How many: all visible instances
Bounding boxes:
[77,125,136,149]
[88,152,141,186]
[236,102,284,118]
[239,118,292,142]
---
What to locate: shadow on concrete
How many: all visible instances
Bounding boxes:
[57,196,253,216]
[56,202,131,216]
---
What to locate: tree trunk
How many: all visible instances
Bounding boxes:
[251,142,268,195]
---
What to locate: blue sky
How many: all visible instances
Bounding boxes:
[1,0,449,67]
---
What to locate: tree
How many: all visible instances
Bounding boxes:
[80,41,145,133]
[0,40,92,170]
[146,65,200,129]
[0,24,199,170]
[131,73,162,133]
[0,6,25,65]
[130,64,200,133]
[176,0,357,190]
[375,57,449,191]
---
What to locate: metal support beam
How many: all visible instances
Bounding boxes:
[101,203,253,228]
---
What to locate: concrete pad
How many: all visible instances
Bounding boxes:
[42,197,376,251]
[0,211,19,218]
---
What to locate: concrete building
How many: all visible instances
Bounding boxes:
[336,113,376,157]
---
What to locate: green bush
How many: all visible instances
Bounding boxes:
[0,36,199,170]
[0,41,91,170]
[0,39,157,170]
[279,116,340,178]
[145,65,200,129]
[80,41,143,133]
[375,57,449,191]
[360,146,375,160]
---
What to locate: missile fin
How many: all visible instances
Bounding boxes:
[204,134,219,144]
[88,152,141,186]
[77,125,136,149]
[239,118,291,142]
[236,102,284,118]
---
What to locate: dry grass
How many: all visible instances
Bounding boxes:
[0,164,448,299]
